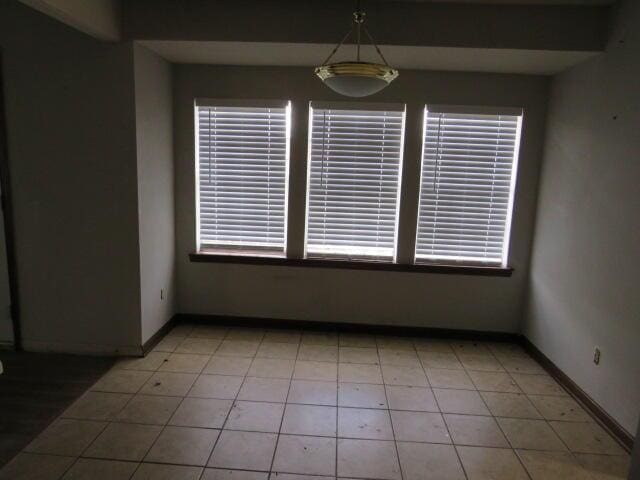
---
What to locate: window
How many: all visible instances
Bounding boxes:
[415,106,523,266]
[305,102,405,261]
[195,100,291,255]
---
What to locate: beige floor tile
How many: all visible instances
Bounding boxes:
[189,374,243,399]
[301,332,339,346]
[391,410,451,443]
[339,333,377,348]
[468,371,521,393]
[378,349,421,367]
[272,435,336,476]
[61,458,138,480]
[216,340,260,357]
[189,325,228,339]
[288,380,337,406]
[295,361,338,381]
[397,442,465,480]
[338,363,383,384]
[84,422,161,461]
[487,343,528,358]
[517,450,592,480]
[145,426,219,466]
[450,341,490,355]
[550,421,626,455]
[115,351,170,371]
[338,407,393,440]
[458,353,505,372]
[434,388,490,415]
[225,401,285,433]
[574,453,631,480]
[25,419,107,456]
[413,339,455,353]
[203,469,268,480]
[237,377,290,402]
[91,369,152,394]
[298,344,338,362]
[456,446,529,480]
[376,336,415,350]
[381,365,428,387]
[480,392,542,419]
[426,368,474,390]
[153,336,183,353]
[338,383,387,409]
[248,358,295,379]
[62,391,131,421]
[116,394,182,425]
[262,329,301,344]
[499,356,546,374]
[169,397,232,428]
[338,439,401,480]
[256,342,299,359]
[528,395,590,422]
[167,324,194,337]
[385,385,439,412]
[203,356,252,376]
[176,338,221,355]
[158,353,210,374]
[132,463,203,480]
[418,351,464,370]
[338,347,379,364]
[281,404,337,436]
[267,474,328,480]
[209,430,277,471]
[510,373,566,396]
[140,372,198,397]
[444,414,509,447]
[497,417,567,451]
[225,328,265,342]
[0,453,74,480]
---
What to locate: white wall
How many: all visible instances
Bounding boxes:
[0,2,142,354]
[524,0,640,435]
[134,44,176,344]
[174,65,549,333]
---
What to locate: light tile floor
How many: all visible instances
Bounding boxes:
[0,324,631,480]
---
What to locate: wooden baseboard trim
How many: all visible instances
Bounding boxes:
[520,337,634,452]
[174,313,520,343]
[142,316,178,355]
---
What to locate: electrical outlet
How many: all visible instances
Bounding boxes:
[593,347,601,365]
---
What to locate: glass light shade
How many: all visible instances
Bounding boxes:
[315,62,398,97]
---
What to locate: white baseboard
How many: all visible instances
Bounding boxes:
[22,340,143,356]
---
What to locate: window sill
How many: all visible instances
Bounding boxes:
[189,253,513,277]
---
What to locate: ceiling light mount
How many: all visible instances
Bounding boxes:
[315,1,398,97]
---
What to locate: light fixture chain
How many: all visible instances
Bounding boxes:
[320,28,353,66]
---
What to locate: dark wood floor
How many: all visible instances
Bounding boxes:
[0,350,114,467]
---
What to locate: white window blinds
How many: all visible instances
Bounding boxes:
[306,103,405,260]
[415,106,522,266]
[195,100,290,254]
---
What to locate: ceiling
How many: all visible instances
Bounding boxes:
[141,40,599,75]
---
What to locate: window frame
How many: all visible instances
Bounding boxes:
[303,101,407,262]
[413,104,523,268]
[194,98,292,257]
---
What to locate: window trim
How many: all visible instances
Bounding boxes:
[413,104,524,268]
[194,98,292,256]
[189,252,513,276]
[303,101,407,261]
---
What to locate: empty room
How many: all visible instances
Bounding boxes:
[0,0,638,479]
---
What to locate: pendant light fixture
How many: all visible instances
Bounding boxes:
[315,1,398,97]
